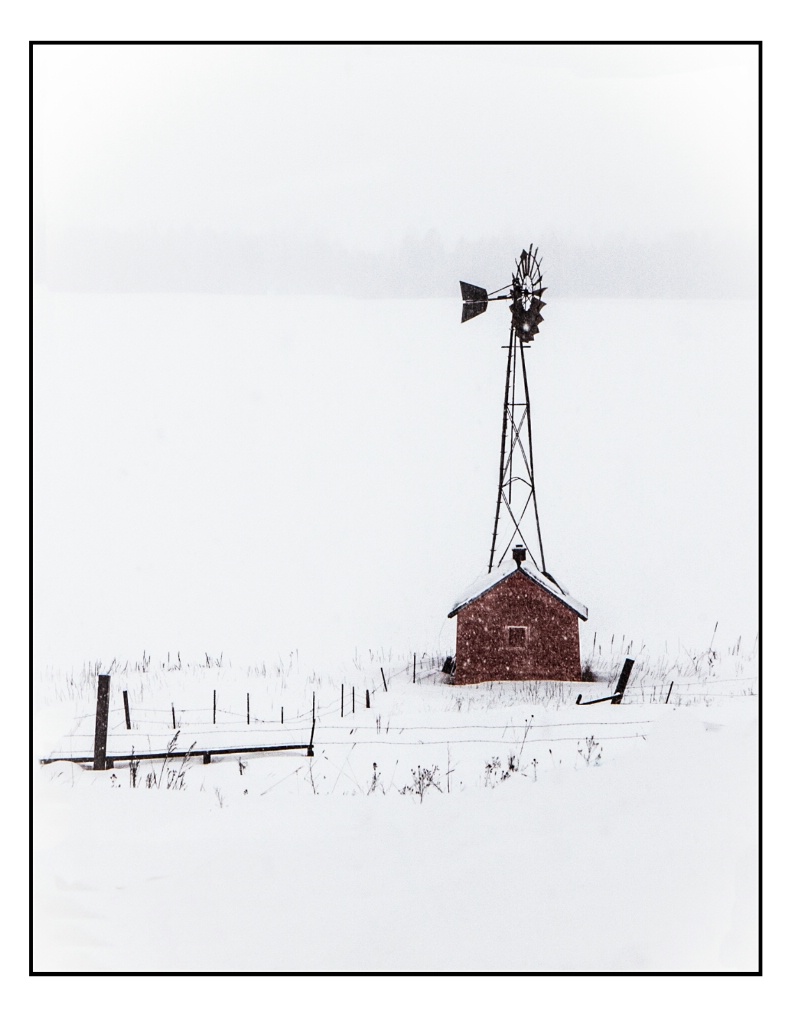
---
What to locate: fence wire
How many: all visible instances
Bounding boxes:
[40,654,757,764]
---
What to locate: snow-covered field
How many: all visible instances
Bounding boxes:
[31,286,759,975]
[34,639,758,972]
[33,291,758,670]
[32,290,759,973]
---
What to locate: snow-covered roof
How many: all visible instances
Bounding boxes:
[448,560,588,620]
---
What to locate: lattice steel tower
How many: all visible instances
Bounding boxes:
[460,246,556,579]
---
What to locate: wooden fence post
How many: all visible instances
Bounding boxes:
[122,690,131,730]
[380,668,388,692]
[93,675,111,771]
[611,658,635,705]
[413,654,416,684]
[665,681,674,704]
[247,693,250,725]
[341,684,344,718]
[171,703,176,729]
[281,706,284,724]
[365,689,370,709]
[352,686,355,714]
[213,689,217,725]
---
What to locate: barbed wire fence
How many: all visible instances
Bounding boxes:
[38,647,757,772]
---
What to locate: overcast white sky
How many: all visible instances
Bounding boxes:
[34,43,758,297]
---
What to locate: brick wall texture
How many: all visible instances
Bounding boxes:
[454,571,582,684]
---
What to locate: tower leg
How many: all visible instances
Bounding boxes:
[489,328,514,573]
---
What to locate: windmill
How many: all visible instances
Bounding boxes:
[460,246,558,583]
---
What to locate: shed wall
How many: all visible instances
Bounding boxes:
[454,572,581,684]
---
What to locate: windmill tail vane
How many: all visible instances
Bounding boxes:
[459,247,554,578]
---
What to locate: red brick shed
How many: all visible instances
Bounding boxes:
[448,549,588,685]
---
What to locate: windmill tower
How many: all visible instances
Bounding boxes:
[460,246,557,583]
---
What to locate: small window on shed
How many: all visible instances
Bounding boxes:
[507,626,527,647]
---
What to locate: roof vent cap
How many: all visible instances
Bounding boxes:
[512,545,527,566]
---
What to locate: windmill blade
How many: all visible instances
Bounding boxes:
[517,248,531,281]
[460,281,489,323]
